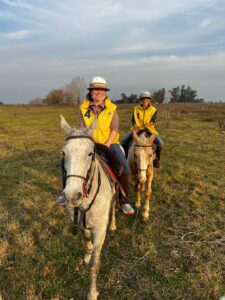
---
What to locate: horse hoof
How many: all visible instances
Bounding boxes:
[141,216,149,222]
[109,226,116,232]
[87,291,99,300]
[109,229,116,238]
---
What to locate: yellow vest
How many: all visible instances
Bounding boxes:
[80,97,119,144]
[132,105,158,134]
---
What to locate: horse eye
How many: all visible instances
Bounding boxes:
[88,152,93,156]
[61,151,65,156]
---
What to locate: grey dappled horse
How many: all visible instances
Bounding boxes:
[128,131,155,221]
[60,115,116,300]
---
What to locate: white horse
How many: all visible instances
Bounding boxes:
[60,115,116,300]
[128,131,155,221]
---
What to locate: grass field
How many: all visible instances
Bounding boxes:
[0,103,225,300]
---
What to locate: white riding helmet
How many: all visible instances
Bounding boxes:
[139,91,151,100]
[88,76,110,91]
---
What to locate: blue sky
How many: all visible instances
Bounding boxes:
[0,0,225,103]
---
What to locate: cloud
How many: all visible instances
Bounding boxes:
[2,29,30,40]
[0,0,225,103]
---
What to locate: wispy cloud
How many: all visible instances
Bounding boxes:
[2,29,30,39]
[0,0,225,103]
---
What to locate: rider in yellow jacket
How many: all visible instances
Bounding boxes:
[121,91,163,168]
[55,76,134,215]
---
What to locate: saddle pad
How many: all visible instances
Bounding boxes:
[99,157,117,183]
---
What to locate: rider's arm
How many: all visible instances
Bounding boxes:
[105,130,117,148]
[104,111,119,147]
[150,110,157,124]
[131,111,139,131]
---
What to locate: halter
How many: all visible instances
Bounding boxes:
[65,135,95,184]
[134,144,152,148]
[134,143,153,172]
[64,134,103,220]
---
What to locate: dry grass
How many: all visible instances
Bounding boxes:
[0,104,225,300]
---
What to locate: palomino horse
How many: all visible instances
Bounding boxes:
[128,131,155,221]
[60,115,116,300]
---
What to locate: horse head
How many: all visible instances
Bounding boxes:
[132,131,155,183]
[60,115,96,208]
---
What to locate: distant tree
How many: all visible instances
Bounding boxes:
[169,85,204,103]
[119,93,137,103]
[169,86,180,103]
[64,76,87,105]
[29,97,43,105]
[43,89,65,105]
[151,88,165,104]
[121,93,128,103]
[127,93,137,103]
[0,101,4,106]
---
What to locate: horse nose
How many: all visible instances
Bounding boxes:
[63,190,82,204]
[139,174,146,183]
[74,192,82,201]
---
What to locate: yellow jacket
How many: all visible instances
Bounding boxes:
[80,97,119,144]
[131,105,158,134]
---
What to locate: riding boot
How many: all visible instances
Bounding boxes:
[118,173,130,204]
[118,173,135,214]
[154,148,162,168]
[95,143,123,176]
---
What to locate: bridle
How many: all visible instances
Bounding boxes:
[63,134,102,227]
[134,143,153,173]
[65,135,96,185]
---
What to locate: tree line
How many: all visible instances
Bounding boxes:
[30,77,87,106]
[29,77,204,105]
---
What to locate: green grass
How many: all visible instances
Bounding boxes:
[0,104,225,300]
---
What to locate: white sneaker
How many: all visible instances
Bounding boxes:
[122,203,135,215]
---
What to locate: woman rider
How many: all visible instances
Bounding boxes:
[55,76,134,215]
[121,91,163,168]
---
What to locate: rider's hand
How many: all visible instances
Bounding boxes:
[104,142,111,148]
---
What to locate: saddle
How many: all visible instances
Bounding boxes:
[95,144,126,201]
[95,145,118,184]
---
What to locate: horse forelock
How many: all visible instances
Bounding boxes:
[139,132,153,145]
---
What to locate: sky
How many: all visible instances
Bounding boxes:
[0,0,225,103]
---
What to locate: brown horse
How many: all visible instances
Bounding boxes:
[128,131,155,221]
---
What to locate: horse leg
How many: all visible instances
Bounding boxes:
[87,227,107,300]
[109,205,116,232]
[142,174,153,221]
[135,181,142,209]
[83,229,93,266]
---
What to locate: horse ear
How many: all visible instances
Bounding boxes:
[133,130,142,145]
[87,118,97,137]
[60,115,72,136]
[148,134,155,144]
